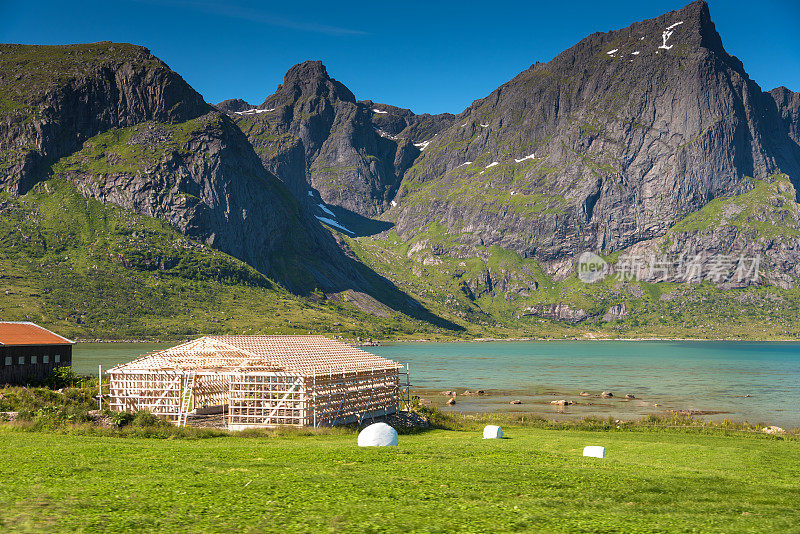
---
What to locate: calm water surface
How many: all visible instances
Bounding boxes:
[74,341,800,428]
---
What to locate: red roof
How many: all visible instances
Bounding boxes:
[0,322,74,346]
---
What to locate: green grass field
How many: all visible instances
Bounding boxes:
[0,427,797,533]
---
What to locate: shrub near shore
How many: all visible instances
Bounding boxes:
[0,377,796,439]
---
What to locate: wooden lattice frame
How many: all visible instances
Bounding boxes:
[107,336,403,428]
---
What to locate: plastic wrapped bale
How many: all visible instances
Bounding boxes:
[358,422,399,447]
[583,446,605,458]
[483,425,503,439]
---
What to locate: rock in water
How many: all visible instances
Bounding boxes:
[357,423,399,447]
[583,446,606,458]
[483,425,503,439]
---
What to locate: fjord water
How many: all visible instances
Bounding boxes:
[72,343,172,376]
[74,341,800,428]
[366,341,800,428]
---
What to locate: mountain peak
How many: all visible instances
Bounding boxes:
[271,60,355,104]
[537,0,739,80]
[284,60,330,83]
[646,1,731,60]
[681,0,727,55]
[215,98,251,112]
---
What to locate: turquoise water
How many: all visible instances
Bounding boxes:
[364,341,800,428]
[73,341,800,428]
[72,343,171,376]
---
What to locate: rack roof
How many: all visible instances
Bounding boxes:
[0,322,74,346]
[109,335,400,374]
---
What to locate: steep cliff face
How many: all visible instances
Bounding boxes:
[771,86,800,146]
[0,43,431,306]
[612,173,800,290]
[387,1,800,273]
[54,111,367,292]
[0,42,209,194]
[223,61,454,217]
[0,42,465,329]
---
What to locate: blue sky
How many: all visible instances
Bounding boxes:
[1,0,798,114]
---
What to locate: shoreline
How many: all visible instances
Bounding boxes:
[73,337,800,345]
[412,386,798,430]
[72,339,800,429]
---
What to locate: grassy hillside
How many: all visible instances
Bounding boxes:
[347,178,800,340]
[0,426,797,532]
[0,43,163,116]
[0,177,463,341]
[4,171,800,341]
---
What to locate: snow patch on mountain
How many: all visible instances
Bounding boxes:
[413,140,432,150]
[234,108,274,115]
[315,216,353,235]
[659,21,683,50]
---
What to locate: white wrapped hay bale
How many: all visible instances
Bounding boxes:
[483,425,503,439]
[583,446,605,458]
[357,422,399,447]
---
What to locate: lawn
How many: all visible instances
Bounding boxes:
[0,427,797,533]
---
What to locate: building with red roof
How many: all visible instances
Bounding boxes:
[0,322,74,384]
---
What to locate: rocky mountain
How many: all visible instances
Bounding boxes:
[0,42,458,333]
[218,1,800,294]
[771,86,800,145]
[383,1,800,278]
[0,43,357,294]
[4,1,800,339]
[218,61,454,218]
[0,43,208,195]
[287,0,800,335]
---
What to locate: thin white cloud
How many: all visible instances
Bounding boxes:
[134,0,369,36]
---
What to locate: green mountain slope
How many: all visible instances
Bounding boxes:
[0,42,466,336]
[0,176,464,340]
[4,3,800,341]
[346,175,800,340]
[0,42,209,194]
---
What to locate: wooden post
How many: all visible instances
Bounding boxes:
[98,364,102,411]
[313,372,316,428]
